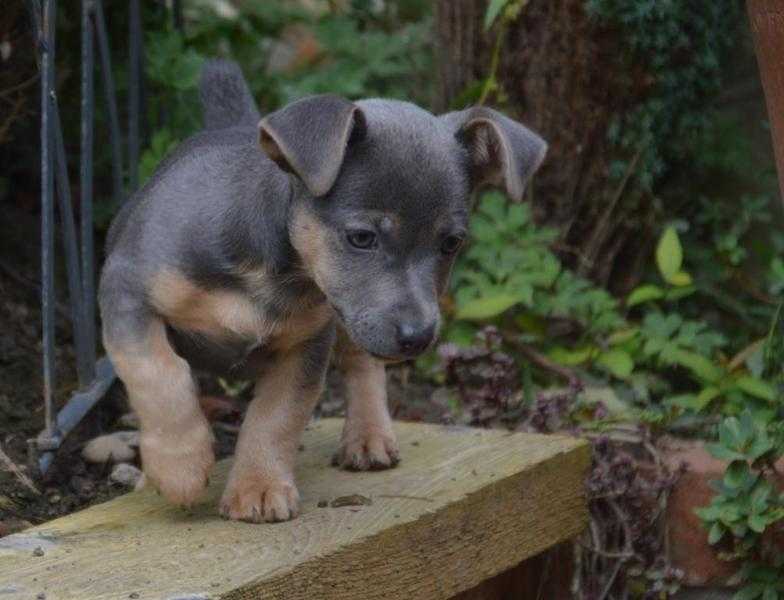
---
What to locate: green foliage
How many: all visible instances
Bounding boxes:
[442,189,784,595]
[137,0,433,188]
[586,0,743,193]
[697,403,784,599]
[446,194,778,419]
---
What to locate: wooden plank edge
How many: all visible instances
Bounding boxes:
[224,440,591,600]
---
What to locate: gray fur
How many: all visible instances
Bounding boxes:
[99,59,547,372]
[199,59,260,130]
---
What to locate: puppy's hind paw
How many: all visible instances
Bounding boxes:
[332,430,400,471]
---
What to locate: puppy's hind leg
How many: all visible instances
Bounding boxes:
[101,297,214,506]
[332,328,400,471]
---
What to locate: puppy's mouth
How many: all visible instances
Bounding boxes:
[369,352,405,363]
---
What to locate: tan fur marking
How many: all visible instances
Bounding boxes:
[104,319,214,506]
[149,269,267,340]
[220,346,323,522]
[288,207,334,293]
[333,328,399,470]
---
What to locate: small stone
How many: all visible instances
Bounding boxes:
[82,431,139,464]
[48,494,60,503]
[32,546,44,557]
[317,499,328,508]
[36,593,45,600]
[411,440,420,446]
[129,593,140,599]
[298,444,305,452]
[110,463,143,488]
[118,413,140,429]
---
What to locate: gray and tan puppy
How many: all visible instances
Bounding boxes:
[99,60,546,523]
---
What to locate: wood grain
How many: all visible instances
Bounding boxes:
[0,419,589,600]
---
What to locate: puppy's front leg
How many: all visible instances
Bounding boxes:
[333,330,400,471]
[104,317,214,506]
[220,325,335,523]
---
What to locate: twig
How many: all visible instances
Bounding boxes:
[0,73,40,99]
[477,20,506,106]
[0,442,40,495]
[501,331,581,386]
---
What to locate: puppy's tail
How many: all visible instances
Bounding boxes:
[199,59,261,130]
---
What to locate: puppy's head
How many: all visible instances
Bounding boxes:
[259,96,546,361]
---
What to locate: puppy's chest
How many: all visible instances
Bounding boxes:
[150,269,330,356]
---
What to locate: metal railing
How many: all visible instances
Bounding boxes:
[29,0,148,474]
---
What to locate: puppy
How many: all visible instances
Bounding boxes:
[99,60,546,522]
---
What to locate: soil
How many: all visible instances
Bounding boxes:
[0,202,447,535]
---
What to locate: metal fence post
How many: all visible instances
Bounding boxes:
[81,0,97,381]
[31,0,155,472]
[39,0,56,442]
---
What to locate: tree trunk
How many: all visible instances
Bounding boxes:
[435,0,656,292]
[748,0,784,206]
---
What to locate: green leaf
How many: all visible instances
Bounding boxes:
[669,270,693,287]
[749,514,769,533]
[626,284,665,307]
[656,226,684,283]
[761,587,777,600]
[735,376,777,402]
[708,522,724,545]
[724,461,754,490]
[549,346,595,366]
[668,348,724,383]
[665,284,697,301]
[595,349,634,379]
[734,583,765,600]
[607,327,639,345]
[455,293,522,321]
[484,0,511,30]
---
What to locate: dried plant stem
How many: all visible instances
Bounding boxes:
[0,442,40,495]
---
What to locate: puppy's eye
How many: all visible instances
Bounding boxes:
[441,234,464,255]
[346,230,377,250]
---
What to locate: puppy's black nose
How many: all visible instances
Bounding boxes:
[396,322,436,356]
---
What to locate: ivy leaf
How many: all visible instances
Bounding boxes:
[627,284,665,307]
[484,0,512,30]
[656,225,684,283]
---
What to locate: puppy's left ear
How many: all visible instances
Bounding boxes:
[441,107,547,202]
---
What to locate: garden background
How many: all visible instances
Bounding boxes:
[1,1,783,598]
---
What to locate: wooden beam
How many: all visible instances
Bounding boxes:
[0,419,589,600]
[748,0,784,202]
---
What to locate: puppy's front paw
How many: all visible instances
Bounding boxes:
[220,475,300,523]
[140,423,215,506]
[333,426,400,471]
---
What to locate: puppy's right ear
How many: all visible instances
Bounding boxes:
[259,95,366,197]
